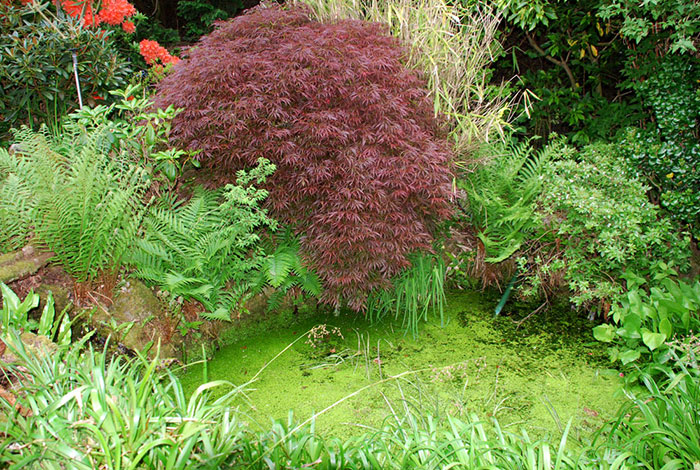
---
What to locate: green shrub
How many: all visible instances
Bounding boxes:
[126,159,277,321]
[619,57,700,237]
[0,1,131,140]
[518,141,690,309]
[0,125,150,281]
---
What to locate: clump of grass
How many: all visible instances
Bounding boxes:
[366,252,447,336]
[0,331,246,469]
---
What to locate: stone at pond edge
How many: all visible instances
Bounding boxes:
[0,246,53,284]
[0,331,58,364]
[92,279,182,359]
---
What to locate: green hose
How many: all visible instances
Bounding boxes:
[494,271,519,317]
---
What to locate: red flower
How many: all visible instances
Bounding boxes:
[139,39,179,66]
[122,20,135,33]
[97,0,135,25]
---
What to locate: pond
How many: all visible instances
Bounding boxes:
[179,290,624,441]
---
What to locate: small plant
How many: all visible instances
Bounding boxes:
[593,265,700,368]
[248,231,322,313]
[127,159,276,321]
[0,283,71,345]
[0,329,246,469]
[366,251,447,336]
[598,350,700,469]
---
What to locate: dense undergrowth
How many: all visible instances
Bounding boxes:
[0,0,698,467]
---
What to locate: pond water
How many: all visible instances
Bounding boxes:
[180,290,624,441]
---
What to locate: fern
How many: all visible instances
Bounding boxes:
[127,159,277,321]
[461,140,557,263]
[249,230,323,312]
[1,126,150,279]
[0,148,36,253]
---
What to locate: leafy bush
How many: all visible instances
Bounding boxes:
[127,160,276,321]
[154,5,454,310]
[69,84,197,189]
[0,1,131,139]
[593,266,700,368]
[517,142,690,309]
[0,125,150,281]
[619,57,700,236]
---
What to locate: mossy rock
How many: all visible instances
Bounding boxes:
[92,279,181,359]
[0,332,58,364]
[0,246,52,284]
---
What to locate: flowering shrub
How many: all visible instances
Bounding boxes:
[0,0,130,138]
[154,5,454,309]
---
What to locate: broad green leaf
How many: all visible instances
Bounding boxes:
[619,349,641,365]
[658,318,673,338]
[617,313,641,339]
[593,324,615,342]
[641,329,666,351]
[38,292,55,336]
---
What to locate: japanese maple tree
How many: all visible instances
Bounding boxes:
[154,5,454,309]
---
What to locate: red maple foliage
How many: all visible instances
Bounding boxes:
[154,5,454,310]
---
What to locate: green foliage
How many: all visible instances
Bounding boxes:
[127,159,277,321]
[0,330,246,469]
[0,282,71,345]
[597,347,700,468]
[176,0,241,41]
[518,142,690,308]
[593,265,700,369]
[598,0,700,54]
[0,144,35,253]
[0,125,150,281]
[0,1,131,140]
[366,252,446,336]
[69,84,198,190]
[249,231,322,313]
[619,57,700,236]
[461,139,553,263]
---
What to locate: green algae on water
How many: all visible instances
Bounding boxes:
[179,290,624,441]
